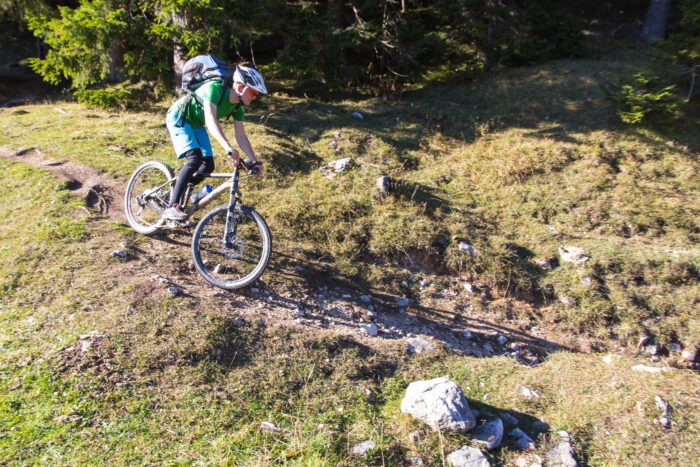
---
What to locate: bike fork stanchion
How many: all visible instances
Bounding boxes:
[223,166,241,246]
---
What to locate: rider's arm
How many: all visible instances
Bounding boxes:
[203,101,236,156]
[233,120,257,162]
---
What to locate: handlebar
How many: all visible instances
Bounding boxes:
[238,158,263,175]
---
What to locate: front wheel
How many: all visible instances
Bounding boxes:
[124,161,174,235]
[192,204,272,290]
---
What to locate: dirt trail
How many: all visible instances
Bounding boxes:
[0,145,592,363]
[0,146,123,220]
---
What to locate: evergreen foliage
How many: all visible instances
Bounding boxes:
[19,0,587,97]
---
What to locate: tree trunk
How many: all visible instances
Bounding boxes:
[641,0,672,41]
[108,37,126,83]
[172,11,188,91]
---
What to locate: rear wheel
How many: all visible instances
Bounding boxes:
[124,161,174,235]
[192,204,271,289]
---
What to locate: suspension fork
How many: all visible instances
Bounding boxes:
[224,166,241,242]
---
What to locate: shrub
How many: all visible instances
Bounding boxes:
[602,70,682,124]
[74,82,156,110]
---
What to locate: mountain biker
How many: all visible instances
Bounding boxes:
[162,64,267,221]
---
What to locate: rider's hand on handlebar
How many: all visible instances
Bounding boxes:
[226,149,240,165]
[243,158,264,176]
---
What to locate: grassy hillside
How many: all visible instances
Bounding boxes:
[0,43,698,464]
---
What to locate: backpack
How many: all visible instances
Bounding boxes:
[181,55,234,104]
[177,55,239,125]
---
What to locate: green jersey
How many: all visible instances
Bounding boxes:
[173,81,245,129]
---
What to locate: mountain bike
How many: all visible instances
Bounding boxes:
[123,159,271,290]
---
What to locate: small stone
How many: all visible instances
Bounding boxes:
[408,457,424,466]
[602,354,617,364]
[498,412,519,426]
[580,276,592,287]
[408,429,424,444]
[536,258,553,270]
[360,295,371,303]
[667,343,681,353]
[446,446,490,467]
[81,341,94,352]
[167,287,180,295]
[376,176,391,195]
[497,335,508,346]
[558,296,576,307]
[472,415,504,450]
[558,245,589,264]
[111,250,127,258]
[463,283,475,293]
[350,440,376,456]
[120,242,131,249]
[406,337,435,354]
[458,242,477,254]
[361,324,378,336]
[463,330,473,340]
[546,225,557,234]
[654,395,671,429]
[547,431,577,467]
[295,308,305,317]
[681,348,697,362]
[510,428,536,450]
[645,344,660,356]
[515,454,543,467]
[483,343,493,354]
[351,111,364,119]
[518,386,540,399]
[637,336,651,348]
[395,297,409,307]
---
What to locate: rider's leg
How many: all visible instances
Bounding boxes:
[168,148,204,207]
[190,156,215,186]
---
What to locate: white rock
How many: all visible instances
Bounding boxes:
[463,283,475,293]
[447,446,490,467]
[458,242,477,254]
[395,297,410,307]
[601,354,617,364]
[667,343,681,353]
[350,440,376,456]
[360,295,371,303]
[472,416,504,450]
[120,242,131,249]
[546,225,558,234]
[351,111,364,119]
[681,348,697,362]
[557,246,589,264]
[406,337,435,354]
[463,330,473,340]
[516,454,544,467]
[654,395,671,429]
[497,335,508,346]
[81,340,94,352]
[631,364,667,373]
[645,344,660,356]
[547,431,577,466]
[409,457,424,466]
[361,324,378,336]
[400,376,476,432]
[167,287,180,295]
[510,428,536,450]
[518,386,540,398]
[111,250,127,258]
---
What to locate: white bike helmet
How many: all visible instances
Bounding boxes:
[233,65,267,94]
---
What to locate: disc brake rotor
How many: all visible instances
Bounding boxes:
[222,232,245,259]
